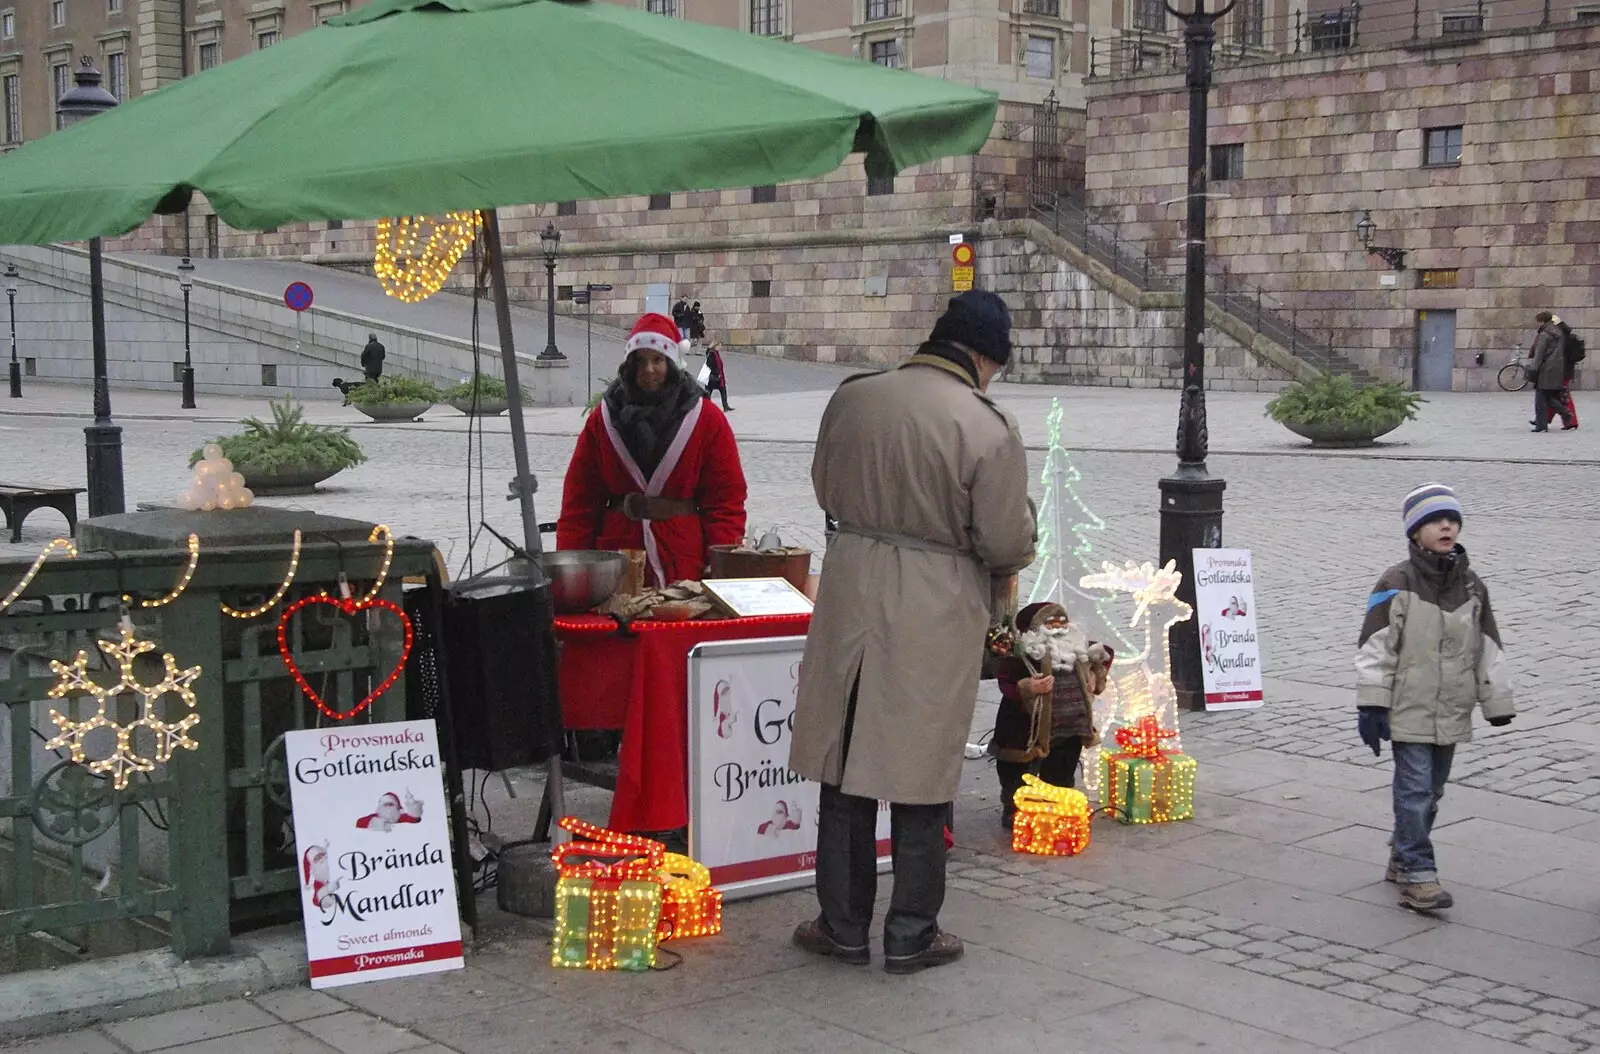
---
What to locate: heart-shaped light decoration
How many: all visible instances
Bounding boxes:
[277,594,414,721]
[374,212,481,303]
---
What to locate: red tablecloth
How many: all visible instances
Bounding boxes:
[554,613,811,833]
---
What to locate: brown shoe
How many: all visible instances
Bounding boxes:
[884,931,965,974]
[792,917,869,965]
[1399,881,1454,912]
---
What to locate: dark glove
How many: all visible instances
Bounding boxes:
[1488,715,1513,727]
[1357,707,1390,756]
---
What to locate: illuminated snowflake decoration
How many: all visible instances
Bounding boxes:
[44,625,203,791]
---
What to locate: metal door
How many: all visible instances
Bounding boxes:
[1416,309,1456,391]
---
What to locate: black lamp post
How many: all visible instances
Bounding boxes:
[5,262,19,399]
[537,222,565,361]
[1355,210,1407,270]
[177,257,196,408]
[56,57,124,517]
[1158,0,1233,712]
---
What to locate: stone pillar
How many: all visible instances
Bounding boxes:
[138,0,187,254]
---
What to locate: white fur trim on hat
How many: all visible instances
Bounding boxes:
[626,331,682,364]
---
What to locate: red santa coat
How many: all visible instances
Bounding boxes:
[557,396,747,585]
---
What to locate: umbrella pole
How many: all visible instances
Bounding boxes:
[483,207,567,837]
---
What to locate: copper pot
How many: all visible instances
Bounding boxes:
[706,545,812,593]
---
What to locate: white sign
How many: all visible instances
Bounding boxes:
[949,233,964,244]
[284,720,464,989]
[688,637,890,898]
[1191,548,1264,711]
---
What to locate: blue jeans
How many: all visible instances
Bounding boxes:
[1391,742,1455,884]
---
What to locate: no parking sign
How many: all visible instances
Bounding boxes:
[284,282,314,312]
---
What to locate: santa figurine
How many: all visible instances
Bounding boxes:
[556,313,748,587]
[302,842,339,909]
[355,790,423,832]
[987,602,1114,828]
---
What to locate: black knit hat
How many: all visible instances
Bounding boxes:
[929,290,1012,366]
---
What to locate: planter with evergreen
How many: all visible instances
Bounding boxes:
[446,374,520,417]
[1265,372,1424,447]
[191,397,366,494]
[346,375,442,422]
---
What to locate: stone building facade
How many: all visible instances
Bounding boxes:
[1084,21,1600,390]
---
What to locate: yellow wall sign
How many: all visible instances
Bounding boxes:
[952,265,974,291]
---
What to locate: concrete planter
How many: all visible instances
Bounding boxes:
[1280,416,1405,448]
[448,396,509,417]
[238,464,346,496]
[354,401,434,422]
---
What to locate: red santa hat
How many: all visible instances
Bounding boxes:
[379,792,400,807]
[625,313,692,365]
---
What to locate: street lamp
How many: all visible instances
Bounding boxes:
[56,57,124,517]
[177,257,196,408]
[1355,209,1407,270]
[5,262,19,399]
[537,222,565,361]
[1158,0,1234,712]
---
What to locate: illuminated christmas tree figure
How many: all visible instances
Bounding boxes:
[1026,400,1139,655]
[1075,559,1194,798]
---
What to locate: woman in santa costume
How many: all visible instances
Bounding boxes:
[557,313,748,586]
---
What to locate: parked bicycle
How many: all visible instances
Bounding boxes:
[1497,355,1533,392]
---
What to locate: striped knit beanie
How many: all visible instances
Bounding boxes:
[1402,483,1463,536]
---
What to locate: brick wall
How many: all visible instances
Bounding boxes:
[1084,24,1600,390]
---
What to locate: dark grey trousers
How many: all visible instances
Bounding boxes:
[814,679,948,956]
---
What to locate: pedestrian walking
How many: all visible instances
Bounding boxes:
[671,297,691,335]
[788,290,1036,974]
[1355,484,1514,913]
[1527,312,1574,432]
[361,333,386,382]
[704,343,733,411]
[1537,315,1583,431]
[688,301,706,343]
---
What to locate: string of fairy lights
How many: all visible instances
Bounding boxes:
[374,212,482,303]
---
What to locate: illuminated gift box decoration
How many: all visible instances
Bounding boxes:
[1010,773,1092,857]
[657,852,723,940]
[1100,715,1196,825]
[551,818,665,971]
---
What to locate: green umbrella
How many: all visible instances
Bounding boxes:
[0,0,997,245]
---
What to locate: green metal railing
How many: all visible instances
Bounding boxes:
[0,537,438,968]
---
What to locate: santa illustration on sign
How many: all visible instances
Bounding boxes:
[757,799,803,837]
[302,842,340,910]
[712,679,738,739]
[355,790,423,831]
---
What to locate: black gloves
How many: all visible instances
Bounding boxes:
[1357,707,1391,757]
[1488,715,1513,727]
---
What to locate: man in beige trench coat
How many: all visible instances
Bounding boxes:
[788,290,1036,974]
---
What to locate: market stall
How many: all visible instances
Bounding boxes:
[555,611,811,833]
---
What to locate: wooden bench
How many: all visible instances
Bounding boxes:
[0,482,85,543]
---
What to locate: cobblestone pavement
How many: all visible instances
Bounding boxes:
[4,377,1598,1053]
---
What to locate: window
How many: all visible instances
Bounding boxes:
[52,62,70,107]
[327,218,343,230]
[1235,0,1263,44]
[1578,6,1600,21]
[648,192,671,210]
[1439,11,1483,33]
[1423,126,1463,167]
[646,0,678,14]
[2,13,13,39]
[198,42,219,70]
[751,280,771,298]
[865,0,901,19]
[556,200,577,216]
[260,364,277,387]
[869,39,901,67]
[1210,142,1243,180]
[1024,35,1055,78]
[1418,268,1460,289]
[751,184,777,204]
[51,1,66,28]
[1022,0,1061,13]
[867,174,894,196]
[106,52,126,101]
[3,75,19,145]
[750,0,784,35]
[1309,9,1355,49]
[1133,0,1166,29]
[557,284,574,301]
[205,214,219,257]
[108,0,121,11]
[313,1,349,23]
[258,31,278,48]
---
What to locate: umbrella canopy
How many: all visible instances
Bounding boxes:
[0,0,997,245]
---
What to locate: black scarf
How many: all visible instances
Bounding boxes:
[912,340,981,387]
[603,360,705,480]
